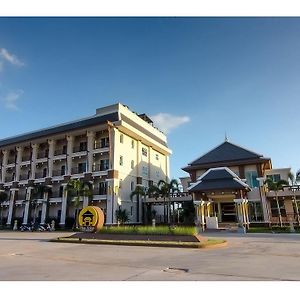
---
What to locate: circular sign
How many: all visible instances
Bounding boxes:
[78,206,105,232]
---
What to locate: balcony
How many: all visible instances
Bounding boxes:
[35,172,47,179]
[5,175,14,182]
[54,148,67,156]
[19,174,29,181]
[22,155,31,162]
[37,151,48,159]
[71,167,86,175]
[7,158,15,165]
[266,185,300,198]
[94,141,110,149]
[146,192,192,203]
[92,164,109,172]
[73,145,87,153]
[93,187,107,195]
[52,169,66,177]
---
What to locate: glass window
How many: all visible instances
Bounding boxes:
[249,202,263,222]
[267,174,281,182]
[119,156,123,166]
[99,182,107,195]
[155,154,159,160]
[100,159,109,171]
[246,171,259,188]
[131,160,134,169]
[120,134,124,144]
[131,140,134,149]
[142,147,147,157]
[270,200,286,217]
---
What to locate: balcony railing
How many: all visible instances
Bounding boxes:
[19,174,29,180]
[71,167,86,174]
[93,188,107,195]
[35,172,47,179]
[73,146,87,153]
[37,152,48,159]
[52,169,66,176]
[92,164,109,172]
[94,141,110,149]
[22,155,31,161]
[54,148,67,156]
[7,158,15,164]
[5,175,14,182]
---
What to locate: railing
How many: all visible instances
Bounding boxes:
[5,176,14,182]
[54,148,67,156]
[7,158,15,164]
[71,167,86,174]
[35,172,47,179]
[93,188,107,195]
[73,146,87,153]
[52,169,66,176]
[270,213,300,224]
[19,174,29,180]
[22,155,31,161]
[94,141,109,149]
[92,164,109,172]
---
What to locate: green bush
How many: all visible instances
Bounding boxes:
[99,225,197,236]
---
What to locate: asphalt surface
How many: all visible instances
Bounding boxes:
[0,230,300,281]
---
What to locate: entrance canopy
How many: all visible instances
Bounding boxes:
[188,167,251,193]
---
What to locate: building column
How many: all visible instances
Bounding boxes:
[59,184,68,226]
[30,144,38,179]
[15,146,23,181]
[48,139,55,177]
[106,179,118,224]
[23,187,33,224]
[66,136,74,175]
[40,188,50,224]
[6,188,18,226]
[87,131,95,173]
[257,177,270,223]
[1,150,8,183]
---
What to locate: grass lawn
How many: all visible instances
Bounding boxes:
[247,226,300,233]
[98,225,197,236]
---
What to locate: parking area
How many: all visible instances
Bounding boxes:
[0,231,300,280]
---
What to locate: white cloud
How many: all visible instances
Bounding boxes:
[0,48,24,69]
[2,90,24,111]
[151,113,190,134]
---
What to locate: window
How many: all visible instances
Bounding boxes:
[142,166,148,176]
[43,168,47,178]
[119,156,123,166]
[61,165,66,175]
[130,206,133,216]
[79,142,87,151]
[131,181,134,191]
[100,159,109,171]
[267,174,281,182]
[99,182,107,195]
[131,160,134,169]
[131,140,134,149]
[120,134,124,144]
[100,137,109,148]
[62,145,67,154]
[119,180,122,189]
[246,171,259,188]
[155,154,159,160]
[78,162,87,173]
[142,147,147,157]
[270,199,286,217]
[156,170,160,178]
[249,202,263,222]
[59,186,64,197]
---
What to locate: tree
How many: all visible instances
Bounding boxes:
[130,185,147,223]
[0,191,8,226]
[264,178,289,227]
[288,170,300,224]
[115,207,129,225]
[65,179,93,229]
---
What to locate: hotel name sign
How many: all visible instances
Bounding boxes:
[78,206,105,232]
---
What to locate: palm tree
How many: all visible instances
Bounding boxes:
[65,179,93,229]
[115,207,129,225]
[0,191,8,227]
[264,177,289,227]
[288,170,300,224]
[156,179,179,224]
[29,184,52,225]
[130,185,147,223]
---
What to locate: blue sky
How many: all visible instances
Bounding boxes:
[0,17,300,179]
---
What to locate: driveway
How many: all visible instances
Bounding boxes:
[0,231,299,280]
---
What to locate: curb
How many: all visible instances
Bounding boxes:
[50,237,227,249]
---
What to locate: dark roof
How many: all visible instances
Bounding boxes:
[0,112,119,147]
[188,167,250,192]
[189,141,264,166]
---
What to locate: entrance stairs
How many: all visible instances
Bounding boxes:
[207,222,238,232]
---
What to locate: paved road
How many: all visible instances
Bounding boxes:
[0,231,300,280]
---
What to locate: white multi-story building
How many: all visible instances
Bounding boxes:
[0,103,171,227]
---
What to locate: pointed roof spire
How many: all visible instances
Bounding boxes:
[225,131,228,142]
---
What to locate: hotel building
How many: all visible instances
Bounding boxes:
[181,140,300,228]
[0,103,171,227]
